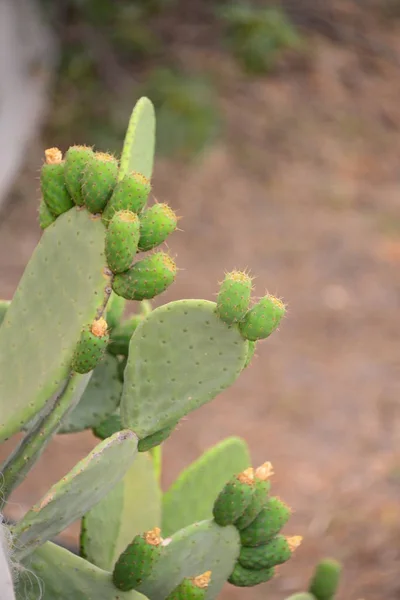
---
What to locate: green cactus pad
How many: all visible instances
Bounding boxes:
[120,299,248,438]
[82,152,119,214]
[0,209,109,443]
[118,356,128,382]
[112,252,177,301]
[234,462,273,530]
[216,271,253,325]
[102,173,152,225]
[12,430,138,560]
[138,420,178,452]
[59,355,123,434]
[38,197,56,229]
[138,203,178,252]
[309,559,342,600]
[17,542,147,600]
[213,469,255,526]
[41,156,74,217]
[108,315,142,356]
[113,528,164,591]
[64,145,95,205]
[239,534,302,570]
[71,318,110,374]
[119,96,156,182]
[243,340,257,368]
[93,413,122,439]
[239,295,286,342]
[286,595,316,600]
[81,452,161,571]
[136,520,240,600]
[162,437,250,537]
[106,292,126,330]
[228,563,275,587]
[105,211,141,274]
[239,496,292,547]
[166,573,211,600]
[0,299,10,327]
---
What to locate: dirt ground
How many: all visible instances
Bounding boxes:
[1,9,400,600]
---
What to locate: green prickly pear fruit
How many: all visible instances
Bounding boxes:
[113,527,163,591]
[166,572,211,600]
[234,462,273,530]
[239,534,302,570]
[239,294,286,342]
[38,198,56,230]
[243,340,257,368]
[138,420,178,452]
[240,496,292,547]
[92,413,122,440]
[138,202,178,252]
[105,292,126,330]
[71,317,110,374]
[82,151,119,214]
[216,271,253,325]
[309,558,342,600]
[112,252,177,301]
[102,172,151,225]
[108,315,142,356]
[228,563,275,587]
[64,145,95,205]
[40,148,74,217]
[213,468,255,526]
[105,210,141,274]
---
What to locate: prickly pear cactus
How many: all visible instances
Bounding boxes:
[0,96,341,600]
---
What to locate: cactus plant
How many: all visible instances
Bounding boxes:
[0,96,341,599]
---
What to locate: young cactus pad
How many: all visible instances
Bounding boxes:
[81,452,161,571]
[0,210,110,442]
[162,437,250,536]
[120,299,249,438]
[12,430,138,560]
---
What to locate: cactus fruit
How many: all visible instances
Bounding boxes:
[112,252,177,301]
[166,572,211,600]
[64,145,95,205]
[239,294,286,341]
[113,528,163,591]
[137,420,178,452]
[234,461,273,530]
[213,468,255,526]
[309,559,342,600]
[38,198,56,229]
[138,203,178,252]
[216,271,253,325]
[40,148,74,217]
[105,210,141,274]
[105,292,126,330]
[82,152,119,214]
[228,563,275,587]
[239,496,292,547]
[239,534,302,570]
[71,318,110,374]
[102,172,151,225]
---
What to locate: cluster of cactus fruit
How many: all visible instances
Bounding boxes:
[0,98,341,600]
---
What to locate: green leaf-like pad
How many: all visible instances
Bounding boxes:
[119,97,156,181]
[121,300,248,438]
[162,437,250,536]
[12,430,138,560]
[59,355,122,434]
[0,209,109,442]
[137,520,240,600]
[81,452,161,571]
[17,542,147,600]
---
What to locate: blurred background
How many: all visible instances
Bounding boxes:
[0,1,400,599]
